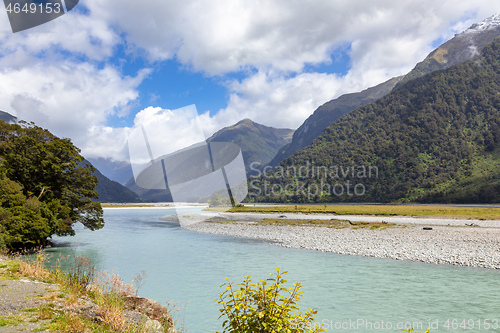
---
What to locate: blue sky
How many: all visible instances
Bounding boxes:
[0,0,499,162]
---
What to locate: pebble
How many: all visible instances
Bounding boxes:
[184,218,500,270]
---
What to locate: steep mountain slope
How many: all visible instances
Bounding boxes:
[397,14,500,87]
[268,77,402,167]
[87,157,134,185]
[80,160,141,203]
[250,37,500,204]
[269,14,500,168]
[209,118,293,173]
[126,118,293,202]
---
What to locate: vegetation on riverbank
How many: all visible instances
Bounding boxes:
[206,215,402,229]
[229,204,500,220]
[216,268,324,333]
[0,121,104,250]
[254,218,401,229]
[0,253,177,332]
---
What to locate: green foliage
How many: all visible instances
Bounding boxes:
[0,169,54,248]
[216,268,324,333]
[251,37,500,204]
[0,121,104,249]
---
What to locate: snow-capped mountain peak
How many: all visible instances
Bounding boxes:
[465,14,500,33]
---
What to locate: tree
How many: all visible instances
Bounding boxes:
[209,193,231,207]
[0,170,51,248]
[0,121,103,248]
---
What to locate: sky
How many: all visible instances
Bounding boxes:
[0,0,500,163]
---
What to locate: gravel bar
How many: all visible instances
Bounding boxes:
[180,213,500,269]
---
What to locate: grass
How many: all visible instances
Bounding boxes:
[230,204,500,220]
[203,206,233,212]
[253,218,401,230]
[0,252,179,333]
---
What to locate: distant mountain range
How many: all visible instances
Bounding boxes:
[269,14,500,168]
[0,112,139,203]
[125,118,294,202]
[250,34,500,203]
[208,118,294,174]
[5,15,500,204]
[87,157,135,186]
[79,160,141,203]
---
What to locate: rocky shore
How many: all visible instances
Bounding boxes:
[0,255,174,332]
[182,213,500,269]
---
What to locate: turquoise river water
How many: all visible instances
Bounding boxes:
[45,207,500,333]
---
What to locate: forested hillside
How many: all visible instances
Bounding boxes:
[249,37,500,204]
[268,15,500,169]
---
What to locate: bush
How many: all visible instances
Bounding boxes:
[216,268,324,333]
[208,194,232,207]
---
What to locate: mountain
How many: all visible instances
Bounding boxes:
[209,118,294,173]
[396,14,500,87]
[269,14,500,168]
[249,36,500,204]
[80,160,141,203]
[87,157,134,185]
[0,111,17,124]
[126,118,294,202]
[268,77,402,167]
[93,166,141,203]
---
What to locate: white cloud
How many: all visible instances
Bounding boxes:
[84,0,500,76]
[1,0,500,165]
[208,71,346,131]
[0,59,149,161]
[0,9,118,63]
[80,0,500,139]
[132,105,206,156]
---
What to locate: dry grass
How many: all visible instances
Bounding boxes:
[255,218,400,230]
[16,253,50,280]
[231,204,500,220]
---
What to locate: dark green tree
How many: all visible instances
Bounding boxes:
[0,121,103,248]
[0,168,55,248]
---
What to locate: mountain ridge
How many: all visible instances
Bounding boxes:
[268,14,500,168]
[126,118,294,201]
[268,76,403,167]
[249,36,500,204]
[0,111,17,124]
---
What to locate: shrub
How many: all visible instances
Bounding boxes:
[216,268,324,333]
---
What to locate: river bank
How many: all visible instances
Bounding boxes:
[0,255,174,332]
[181,212,500,269]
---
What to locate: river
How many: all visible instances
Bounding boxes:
[45,207,500,332]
